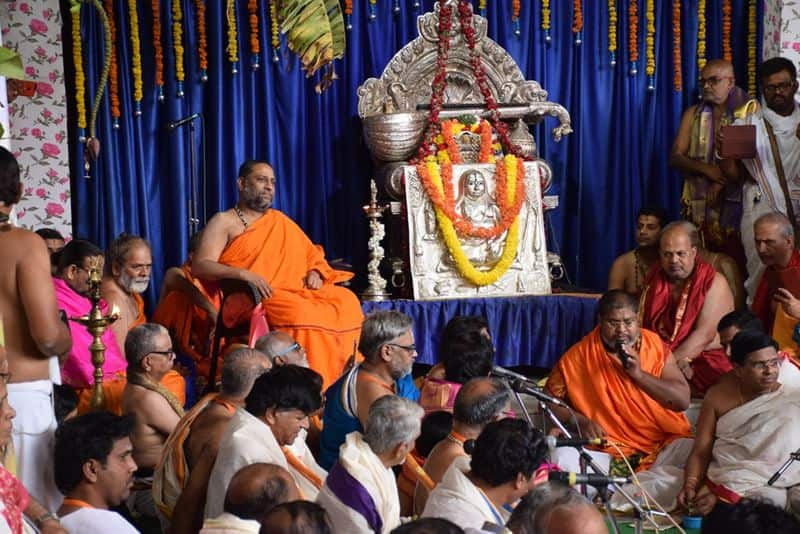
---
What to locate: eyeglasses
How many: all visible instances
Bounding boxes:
[747,358,781,371]
[387,343,417,353]
[150,349,176,359]
[274,342,302,358]
[763,81,795,94]
[698,76,732,88]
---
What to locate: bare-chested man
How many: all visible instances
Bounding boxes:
[414,377,510,514]
[121,323,183,521]
[608,206,667,295]
[0,147,71,511]
[101,233,153,352]
[640,222,735,395]
[160,347,270,534]
[192,160,362,389]
[678,330,800,515]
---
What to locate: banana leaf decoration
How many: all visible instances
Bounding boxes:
[277,0,345,91]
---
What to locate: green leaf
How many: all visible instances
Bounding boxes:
[277,0,345,78]
[0,47,24,80]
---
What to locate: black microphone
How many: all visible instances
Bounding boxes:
[544,436,607,449]
[490,365,532,383]
[616,341,630,369]
[166,113,200,131]
[548,471,630,487]
[508,379,567,407]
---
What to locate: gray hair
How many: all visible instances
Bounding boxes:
[363,395,423,455]
[506,483,593,534]
[660,220,700,248]
[253,332,291,361]
[124,323,169,370]
[221,348,270,397]
[755,212,795,238]
[453,377,509,426]
[358,311,413,362]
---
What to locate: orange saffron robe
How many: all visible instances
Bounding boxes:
[546,328,691,467]
[216,210,363,388]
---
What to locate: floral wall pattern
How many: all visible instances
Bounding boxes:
[1,0,71,237]
[764,0,782,60]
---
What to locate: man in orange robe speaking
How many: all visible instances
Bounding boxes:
[193,160,363,388]
[546,290,693,476]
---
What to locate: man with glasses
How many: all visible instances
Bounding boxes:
[254,331,309,368]
[319,311,421,470]
[670,59,749,259]
[122,323,184,526]
[721,58,800,301]
[676,330,800,516]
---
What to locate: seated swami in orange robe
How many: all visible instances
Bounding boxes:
[546,327,691,468]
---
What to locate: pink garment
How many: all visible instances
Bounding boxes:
[0,464,29,534]
[53,277,128,388]
[419,378,462,414]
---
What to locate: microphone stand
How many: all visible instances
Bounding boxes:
[768,447,800,486]
[169,114,204,238]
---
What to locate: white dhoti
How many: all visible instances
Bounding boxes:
[8,379,62,511]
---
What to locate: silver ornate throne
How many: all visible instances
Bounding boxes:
[358,1,571,300]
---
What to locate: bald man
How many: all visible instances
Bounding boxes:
[640,221,735,395]
[260,501,332,534]
[200,463,300,533]
[670,58,749,256]
[507,484,606,534]
[254,331,309,367]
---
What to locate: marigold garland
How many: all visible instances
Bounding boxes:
[151,0,165,100]
[369,0,377,20]
[344,0,353,30]
[435,118,497,165]
[628,0,638,75]
[478,0,486,17]
[194,0,209,80]
[126,0,143,115]
[102,0,120,126]
[419,155,523,286]
[747,0,756,96]
[542,0,551,43]
[672,0,681,91]
[722,0,732,63]
[227,0,239,73]
[71,2,86,137]
[512,0,521,37]
[270,0,280,61]
[645,0,654,89]
[697,0,706,71]
[249,0,260,69]
[608,0,617,65]
[573,0,583,45]
[173,0,185,96]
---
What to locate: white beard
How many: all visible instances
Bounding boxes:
[119,271,149,294]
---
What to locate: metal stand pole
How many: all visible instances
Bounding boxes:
[188,121,200,236]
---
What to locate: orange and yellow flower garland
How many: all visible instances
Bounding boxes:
[608,0,617,65]
[103,0,120,126]
[697,0,706,71]
[194,0,208,80]
[227,0,239,73]
[628,0,638,75]
[542,0,551,43]
[151,0,165,100]
[722,0,732,63]
[270,0,280,62]
[645,0,654,89]
[127,0,143,115]
[478,0,486,17]
[173,0,185,96]
[345,0,353,30]
[512,0,521,37]
[434,118,498,165]
[70,1,86,139]
[573,0,583,45]
[249,0,260,69]
[747,0,756,96]
[672,0,681,91]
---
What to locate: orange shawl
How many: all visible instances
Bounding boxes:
[132,293,146,328]
[216,210,363,388]
[546,328,691,464]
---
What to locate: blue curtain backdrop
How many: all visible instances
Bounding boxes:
[66,0,762,309]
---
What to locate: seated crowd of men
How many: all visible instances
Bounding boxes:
[3,56,800,533]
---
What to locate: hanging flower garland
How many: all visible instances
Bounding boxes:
[573,0,583,45]
[270,0,280,61]
[478,0,486,18]
[434,117,499,165]
[645,0,655,90]
[511,0,521,37]
[628,0,638,75]
[103,0,120,128]
[417,157,522,287]
[722,0,732,62]
[127,0,143,115]
[71,2,87,142]
[151,0,165,101]
[542,0,551,43]
[344,0,353,30]
[672,0,681,91]
[697,0,706,71]
[747,0,756,96]
[249,0,260,69]
[608,0,617,65]
[369,0,377,21]
[227,0,239,74]
[194,0,209,81]
[173,0,185,97]
[393,0,401,17]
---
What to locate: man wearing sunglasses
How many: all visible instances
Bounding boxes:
[254,331,309,368]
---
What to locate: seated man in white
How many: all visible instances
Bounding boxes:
[200,463,300,533]
[316,395,423,534]
[205,364,326,518]
[54,412,139,533]
[422,418,549,531]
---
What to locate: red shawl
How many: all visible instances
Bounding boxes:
[752,249,800,333]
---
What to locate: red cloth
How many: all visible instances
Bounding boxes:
[640,259,732,394]
[0,465,28,534]
[752,249,800,333]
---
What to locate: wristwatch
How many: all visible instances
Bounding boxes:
[34,512,59,528]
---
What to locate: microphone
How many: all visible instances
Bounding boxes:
[548,471,630,487]
[166,113,200,131]
[490,365,532,383]
[508,379,567,407]
[615,341,630,369]
[544,436,606,449]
